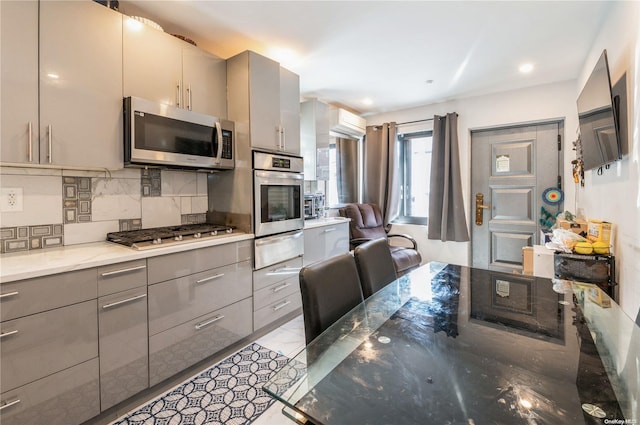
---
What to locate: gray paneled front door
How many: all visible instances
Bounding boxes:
[471,122,563,272]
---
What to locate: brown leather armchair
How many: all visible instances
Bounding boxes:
[339,203,422,276]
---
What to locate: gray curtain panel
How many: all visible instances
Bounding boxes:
[363,123,400,227]
[336,137,359,204]
[428,113,469,242]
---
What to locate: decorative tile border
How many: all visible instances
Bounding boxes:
[181,213,207,225]
[119,218,143,232]
[141,169,161,197]
[63,176,92,223]
[1,224,64,254]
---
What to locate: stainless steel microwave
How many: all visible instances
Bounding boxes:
[124,96,234,170]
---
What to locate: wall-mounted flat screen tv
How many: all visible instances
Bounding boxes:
[576,49,622,171]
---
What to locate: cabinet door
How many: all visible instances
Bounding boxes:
[303,222,349,266]
[0,1,39,164]
[182,45,227,118]
[98,287,149,410]
[123,15,182,107]
[280,67,301,155]
[248,52,281,151]
[39,1,123,169]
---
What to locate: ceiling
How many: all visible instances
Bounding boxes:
[120,1,612,116]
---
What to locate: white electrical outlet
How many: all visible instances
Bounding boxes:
[1,188,24,212]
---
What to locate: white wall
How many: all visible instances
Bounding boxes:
[574,1,640,320]
[368,80,578,266]
[368,0,640,320]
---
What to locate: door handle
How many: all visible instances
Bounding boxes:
[475,193,490,225]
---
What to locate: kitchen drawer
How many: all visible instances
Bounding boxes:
[253,275,299,311]
[253,291,302,331]
[253,256,302,292]
[149,298,253,386]
[0,358,99,425]
[1,300,98,392]
[147,240,253,284]
[97,259,147,297]
[148,260,252,336]
[98,287,149,410]
[0,268,97,322]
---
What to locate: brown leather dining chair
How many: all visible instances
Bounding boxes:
[299,253,365,344]
[339,203,422,276]
[353,238,398,299]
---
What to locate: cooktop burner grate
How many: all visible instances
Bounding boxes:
[107,223,235,248]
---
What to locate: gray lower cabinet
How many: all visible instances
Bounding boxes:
[97,260,149,410]
[98,286,149,410]
[253,256,303,330]
[303,222,349,266]
[149,298,253,386]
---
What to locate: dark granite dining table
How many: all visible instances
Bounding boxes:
[264,262,639,425]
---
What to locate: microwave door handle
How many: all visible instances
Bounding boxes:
[215,122,223,164]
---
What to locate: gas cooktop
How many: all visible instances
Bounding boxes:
[107,223,235,250]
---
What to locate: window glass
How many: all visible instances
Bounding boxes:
[396,131,433,225]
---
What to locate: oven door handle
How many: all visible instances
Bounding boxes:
[255,230,303,247]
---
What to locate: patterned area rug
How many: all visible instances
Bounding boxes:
[111,343,305,425]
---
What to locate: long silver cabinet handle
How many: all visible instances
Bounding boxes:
[194,315,225,330]
[0,399,21,411]
[47,125,52,163]
[27,122,33,162]
[0,330,19,339]
[281,126,286,151]
[102,293,147,310]
[323,228,336,233]
[187,83,192,111]
[195,273,224,284]
[272,282,291,293]
[255,231,303,247]
[0,291,19,300]
[273,300,291,311]
[267,267,300,276]
[100,264,146,277]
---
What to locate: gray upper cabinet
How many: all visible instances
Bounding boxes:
[227,50,301,155]
[123,18,227,118]
[1,1,123,169]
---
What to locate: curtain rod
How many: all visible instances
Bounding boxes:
[397,118,433,126]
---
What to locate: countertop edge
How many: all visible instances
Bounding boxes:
[303,217,350,230]
[0,233,255,283]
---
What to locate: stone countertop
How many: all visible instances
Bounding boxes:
[303,216,350,230]
[0,233,255,283]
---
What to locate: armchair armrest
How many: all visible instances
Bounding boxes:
[387,233,418,250]
[350,237,372,248]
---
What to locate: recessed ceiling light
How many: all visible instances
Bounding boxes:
[519,63,534,73]
[425,79,434,84]
[362,97,373,106]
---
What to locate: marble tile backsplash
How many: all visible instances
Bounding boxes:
[0,167,209,252]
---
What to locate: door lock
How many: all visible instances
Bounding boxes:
[475,193,490,225]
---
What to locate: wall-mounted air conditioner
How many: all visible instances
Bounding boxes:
[329,107,366,139]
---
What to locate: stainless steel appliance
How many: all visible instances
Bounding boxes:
[253,151,305,269]
[124,96,234,170]
[107,223,235,250]
[304,193,325,219]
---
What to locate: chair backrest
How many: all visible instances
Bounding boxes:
[299,253,364,344]
[354,238,398,298]
[339,203,387,241]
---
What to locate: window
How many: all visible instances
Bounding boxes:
[395,130,433,225]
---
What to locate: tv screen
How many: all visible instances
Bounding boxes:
[576,49,621,171]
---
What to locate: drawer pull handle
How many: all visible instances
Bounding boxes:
[323,228,336,233]
[101,265,146,277]
[195,315,225,330]
[268,267,300,276]
[272,283,291,293]
[273,300,291,311]
[0,291,19,300]
[195,273,225,284]
[0,399,21,411]
[102,294,147,310]
[0,330,19,339]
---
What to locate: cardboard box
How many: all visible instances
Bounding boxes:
[588,286,611,308]
[556,218,587,235]
[587,219,612,244]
